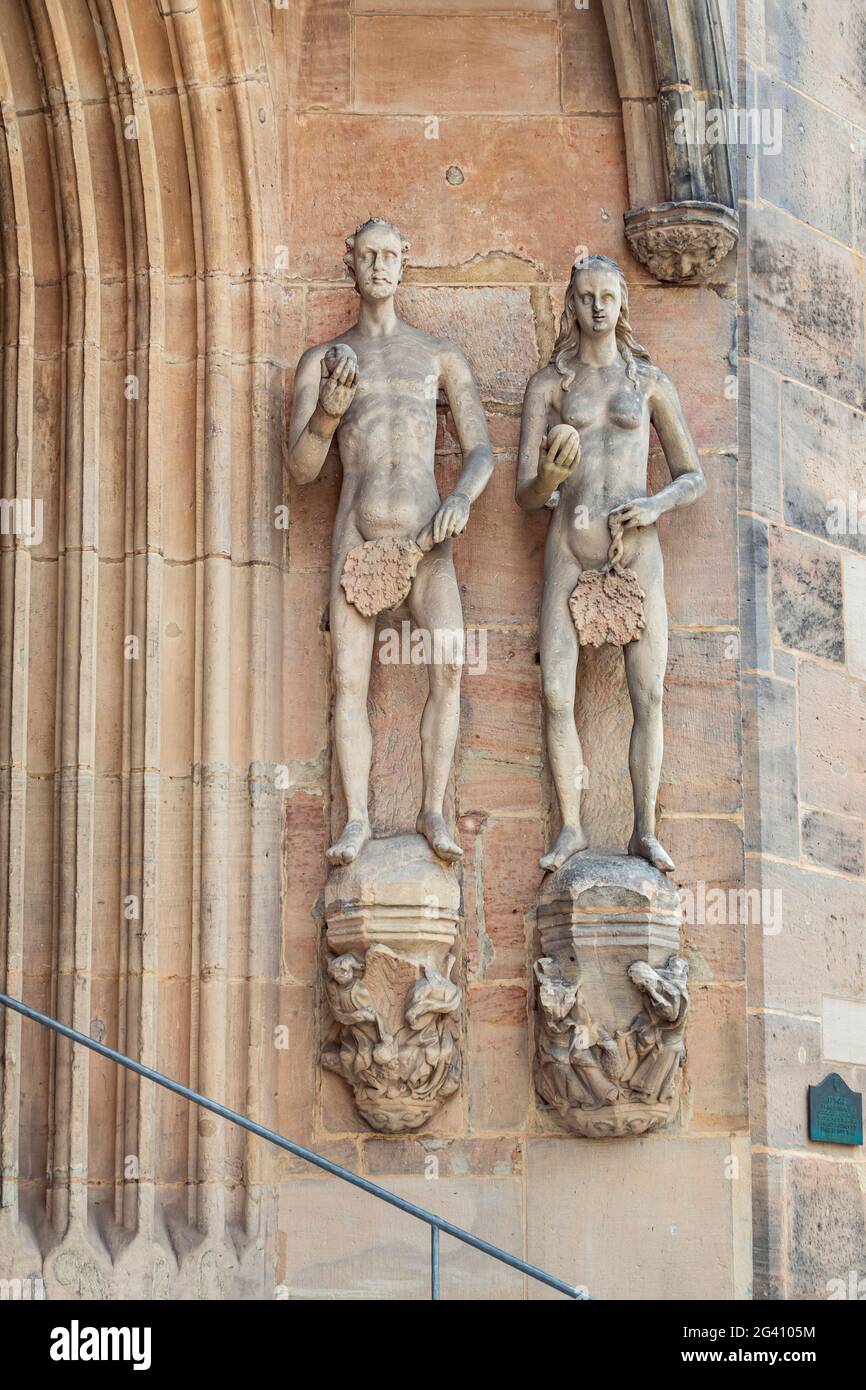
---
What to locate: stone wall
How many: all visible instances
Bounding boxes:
[0,0,755,1302]
[282,0,748,1299]
[741,0,866,1301]
[0,0,293,1299]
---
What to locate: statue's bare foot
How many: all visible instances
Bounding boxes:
[416,811,463,863]
[629,832,675,875]
[326,819,370,867]
[540,825,588,872]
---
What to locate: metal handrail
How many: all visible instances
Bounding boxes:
[0,991,590,1301]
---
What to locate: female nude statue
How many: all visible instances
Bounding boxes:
[517,254,705,874]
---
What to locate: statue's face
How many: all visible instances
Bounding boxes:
[572,268,621,339]
[352,226,403,300]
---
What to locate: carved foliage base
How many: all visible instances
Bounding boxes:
[533,850,688,1138]
[322,834,462,1133]
[624,200,738,283]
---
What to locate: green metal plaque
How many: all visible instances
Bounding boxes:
[808,1073,863,1146]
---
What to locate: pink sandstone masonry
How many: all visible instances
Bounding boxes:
[0,0,860,1305]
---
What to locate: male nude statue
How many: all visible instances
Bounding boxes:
[287,218,494,867]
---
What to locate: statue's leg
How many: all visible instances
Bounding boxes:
[623,555,674,873]
[327,568,376,865]
[408,543,463,862]
[539,540,587,871]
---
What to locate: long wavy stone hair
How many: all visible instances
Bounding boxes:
[344,217,410,292]
[552,253,651,392]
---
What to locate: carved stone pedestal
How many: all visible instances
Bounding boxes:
[322,834,462,1133]
[624,200,738,283]
[533,850,689,1138]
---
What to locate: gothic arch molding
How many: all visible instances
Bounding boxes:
[601,0,739,282]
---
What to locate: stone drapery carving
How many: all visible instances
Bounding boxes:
[535,952,689,1137]
[322,835,462,1133]
[532,851,688,1138]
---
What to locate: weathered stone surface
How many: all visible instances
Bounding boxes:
[750,1151,787,1300]
[741,674,799,859]
[738,514,771,671]
[355,0,555,9]
[560,0,621,115]
[747,1011,822,1151]
[354,15,559,114]
[753,860,866,1016]
[665,816,746,984]
[297,0,351,111]
[739,361,782,523]
[747,204,866,410]
[764,0,866,129]
[362,1135,522,1179]
[475,818,543,982]
[855,128,866,259]
[289,114,631,281]
[661,453,738,628]
[458,629,543,815]
[401,286,539,405]
[628,286,737,451]
[787,1157,866,1300]
[686,985,748,1127]
[278,1175,524,1300]
[799,661,866,818]
[526,1135,751,1300]
[801,809,865,878]
[757,72,854,245]
[663,633,741,815]
[468,984,531,1132]
[284,791,328,985]
[781,379,866,556]
[769,526,844,661]
[843,552,866,680]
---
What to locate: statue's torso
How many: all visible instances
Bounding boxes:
[547,360,657,569]
[333,325,442,542]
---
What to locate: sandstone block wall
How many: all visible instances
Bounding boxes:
[11,0,860,1303]
[282,0,747,1300]
[741,0,866,1301]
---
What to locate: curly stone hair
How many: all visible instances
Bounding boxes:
[343,217,411,292]
[552,253,651,392]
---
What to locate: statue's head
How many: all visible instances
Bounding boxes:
[569,254,624,341]
[344,218,410,299]
[328,952,364,985]
[552,252,650,391]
